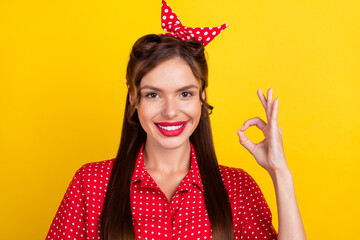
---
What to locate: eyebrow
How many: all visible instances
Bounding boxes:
[140,84,199,92]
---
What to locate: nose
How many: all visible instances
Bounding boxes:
[162,97,179,119]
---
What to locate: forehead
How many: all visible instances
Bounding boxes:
[140,58,200,90]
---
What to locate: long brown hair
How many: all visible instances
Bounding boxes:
[100,34,233,240]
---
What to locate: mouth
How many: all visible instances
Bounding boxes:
[154,121,188,137]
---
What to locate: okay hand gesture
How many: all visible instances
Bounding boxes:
[237,88,289,174]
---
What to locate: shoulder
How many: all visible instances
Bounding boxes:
[76,159,114,178]
[70,159,115,191]
[219,164,253,187]
[219,165,262,201]
[66,159,115,208]
[46,159,115,238]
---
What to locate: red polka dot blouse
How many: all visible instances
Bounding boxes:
[46,144,278,239]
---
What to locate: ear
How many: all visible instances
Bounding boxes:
[129,93,135,105]
[201,90,206,102]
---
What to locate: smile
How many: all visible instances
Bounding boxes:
[157,123,185,131]
[155,121,188,137]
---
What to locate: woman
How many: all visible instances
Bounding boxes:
[46,1,306,240]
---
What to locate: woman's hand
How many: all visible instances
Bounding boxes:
[237,88,289,175]
[237,88,307,239]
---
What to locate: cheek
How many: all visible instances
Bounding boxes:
[183,102,202,121]
[137,103,158,128]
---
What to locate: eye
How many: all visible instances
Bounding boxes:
[145,92,159,99]
[180,91,193,98]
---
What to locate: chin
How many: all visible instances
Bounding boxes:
[145,126,194,150]
[152,136,191,150]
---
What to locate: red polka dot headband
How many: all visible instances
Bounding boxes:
[126,0,229,91]
[161,0,228,46]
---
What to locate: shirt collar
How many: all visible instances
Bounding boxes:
[130,143,146,185]
[130,142,204,192]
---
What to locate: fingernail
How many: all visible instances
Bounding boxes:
[240,126,244,130]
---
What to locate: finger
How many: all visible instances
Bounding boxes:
[257,89,267,113]
[237,129,256,155]
[270,97,279,121]
[266,88,273,121]
[240,117,267,132]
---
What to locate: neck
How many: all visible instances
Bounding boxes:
[143,139,191,174]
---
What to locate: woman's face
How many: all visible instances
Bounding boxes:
[134,57,204,150]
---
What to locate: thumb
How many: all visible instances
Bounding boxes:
[237,129,255,155]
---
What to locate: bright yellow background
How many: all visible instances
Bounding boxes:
[1,0,359,239]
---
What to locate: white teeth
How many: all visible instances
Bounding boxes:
[157,123,185,131]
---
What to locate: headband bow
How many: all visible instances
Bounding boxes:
[161,0,228,47]
[126,0,229,91]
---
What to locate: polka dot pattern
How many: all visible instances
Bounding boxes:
[130,144,211,239]
[46,145,278,239]
[220,166,278,239]
[46,160,113,239]
[161,0,228,47]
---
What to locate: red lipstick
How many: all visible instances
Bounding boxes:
[155,121,188,137]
